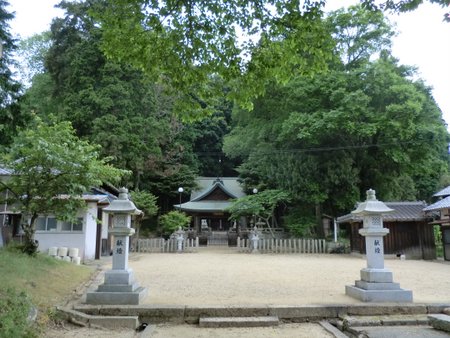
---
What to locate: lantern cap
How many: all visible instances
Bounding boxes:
[103,187,142,215]
[351,189,394,215]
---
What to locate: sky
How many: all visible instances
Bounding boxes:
[6,0,450,128]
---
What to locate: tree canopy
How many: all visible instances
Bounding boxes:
[0,0,29,149]
[223,5,449,225]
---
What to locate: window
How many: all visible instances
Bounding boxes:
[60,218,84,232]
[35,216,83,232]
[35,216,57,231]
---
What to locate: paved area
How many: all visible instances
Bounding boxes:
[351,325,450,337]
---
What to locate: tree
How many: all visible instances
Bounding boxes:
[360,0,450,22]
[130,189,158,238]
[159,210,191,235]
[16,31,52,86]
[0,0,29,149]
[224,6,449,223]
[227,189,291,236]
[0,118,128,255]
[22,1,199,203]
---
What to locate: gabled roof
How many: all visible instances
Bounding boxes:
[337,201,428,224]
[433,186,450,198]
[423,196,450,212]
[191,177,245,201]
[174,177,245,213]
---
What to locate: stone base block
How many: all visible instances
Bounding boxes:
[85,286,148,305]
[355,280,400,290]
[346,285,413,303]
[97,282,140,292]
[360,268,393,283]
[104,269,135,285]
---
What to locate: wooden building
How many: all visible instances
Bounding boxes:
[174,177,246,232]
[423,186,450,261]
[337,201,436,260]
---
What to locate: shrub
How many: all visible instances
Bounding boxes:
[0,288,37,338]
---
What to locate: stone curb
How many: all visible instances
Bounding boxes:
[341,314,429,327]
[199,316,280,328]
[72,303,450,324]
[428,314,450,333]
[319,320,349,338]
[56,306,139,329]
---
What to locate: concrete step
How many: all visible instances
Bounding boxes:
[341,314,430,327]
[429,314,450,333]
[199,316,279,328]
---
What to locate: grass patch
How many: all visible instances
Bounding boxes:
[0,246,95,336]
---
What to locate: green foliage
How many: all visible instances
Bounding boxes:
[0,288,36,338]
[224,5,449,219]
[21,1,199,206]
[17,31,52,86]
[0,117,128,255]
[159,211,191,234]
[227,189,290,224]
[0,246,93,334]
[91,0,334,117]
[327,5,394,69]
[0,0,30,149]
[130,189,159,236]
[282,207,317,238]
[130,190,159,218]
[434,225,443,258]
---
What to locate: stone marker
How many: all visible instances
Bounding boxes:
[174,227,185,253]
[345,189,413,302]
[249,226,261,253]
[86,188,148,305]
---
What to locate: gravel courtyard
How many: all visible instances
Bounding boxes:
[48,249,450,338]
[105,248,450,306]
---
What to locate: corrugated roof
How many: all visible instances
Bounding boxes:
[433,186,450,197]
[174,201,233,212]
[337,201,428,223]
[423,196,450,212]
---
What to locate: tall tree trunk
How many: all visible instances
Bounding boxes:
[22,212,39,256]
[315,203,325,238]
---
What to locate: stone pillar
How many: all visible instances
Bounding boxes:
[345,189,412,302]
[86,188,148,305]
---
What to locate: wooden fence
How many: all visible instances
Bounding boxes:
[131,237,199,253]
[237,237,327,254]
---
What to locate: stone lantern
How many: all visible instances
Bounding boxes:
[345,189,412,302]
[86,188,148,305]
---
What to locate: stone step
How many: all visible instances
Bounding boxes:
[57,307,138,329]
[341,314,430,327]
[429,314,450,333]
[199,316,279,328]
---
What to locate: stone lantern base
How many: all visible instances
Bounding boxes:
[86,269,148,305]
[346,268,412,302]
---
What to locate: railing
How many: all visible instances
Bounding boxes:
[237,237,327,254]
[131,237,199,253]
